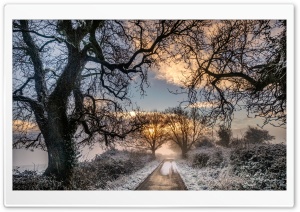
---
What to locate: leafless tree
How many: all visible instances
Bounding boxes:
[12,20,203,186]
[171,20,286,127]
[165,107,207,158]
[126,111,169,158]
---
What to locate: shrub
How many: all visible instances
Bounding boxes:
[216,126,232,147]
[207,150,224,167]
[195,137,215,148]
[72,150,153,189]
[192,149,224,168]
[230,144,286,190]
[230,137,244,148]
[192,153,210,168]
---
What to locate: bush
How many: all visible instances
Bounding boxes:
[195,137,215,148]
[192,149,224,168]
[72,150,153,190]
[230,137,244,148]
[230,144,286,190]
[192,153,210,168]
[207,150,224,167]
[216,126,232,147]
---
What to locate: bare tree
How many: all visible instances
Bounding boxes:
[171,20,286,127]
[12,20,202,186]
[128,111,169,158]
[165,107,207,158]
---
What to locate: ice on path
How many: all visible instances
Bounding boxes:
[160,161,178,176]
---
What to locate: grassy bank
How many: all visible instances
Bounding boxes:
[177,143,286,190]
[13,149,154,190]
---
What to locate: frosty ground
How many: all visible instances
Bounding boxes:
[13,143,286,190]
[177,144,286,190]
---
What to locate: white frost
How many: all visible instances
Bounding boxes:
[104,160,160,190]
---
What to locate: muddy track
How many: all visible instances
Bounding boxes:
[135,159,187,190]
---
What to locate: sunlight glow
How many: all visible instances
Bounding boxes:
[148,128,154,135]
[129,111,136,117]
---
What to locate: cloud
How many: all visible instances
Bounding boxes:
[188,101,216,108]
[154,61,192,87]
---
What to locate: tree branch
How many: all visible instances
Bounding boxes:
[19,20,48,105]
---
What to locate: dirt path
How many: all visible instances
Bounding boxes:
[135,159,187,190]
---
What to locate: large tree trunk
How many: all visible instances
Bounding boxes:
[41,46,84,188]
[43,134,76,189]
[43,101,77,189]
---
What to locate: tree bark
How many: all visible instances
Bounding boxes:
[42,104,77,189]
[43,135,76,189]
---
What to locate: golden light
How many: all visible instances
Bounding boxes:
[129,111,136,117]
[148,128,154,135]
[13,120,37,131]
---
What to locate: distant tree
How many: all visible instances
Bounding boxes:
[243,126,275,144]
[165,107,207,158]
[216,125,232,147]
[129,111,169,158]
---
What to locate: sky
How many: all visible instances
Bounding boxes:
[129,70,187,111]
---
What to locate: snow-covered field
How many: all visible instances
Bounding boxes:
[104,160,161,190]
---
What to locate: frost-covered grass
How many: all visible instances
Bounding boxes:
[13,149,154,190]
[12,170,64,190]
[104,159,160,190]
[176,144,286,190]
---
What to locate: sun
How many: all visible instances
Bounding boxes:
[129,111,136,117]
